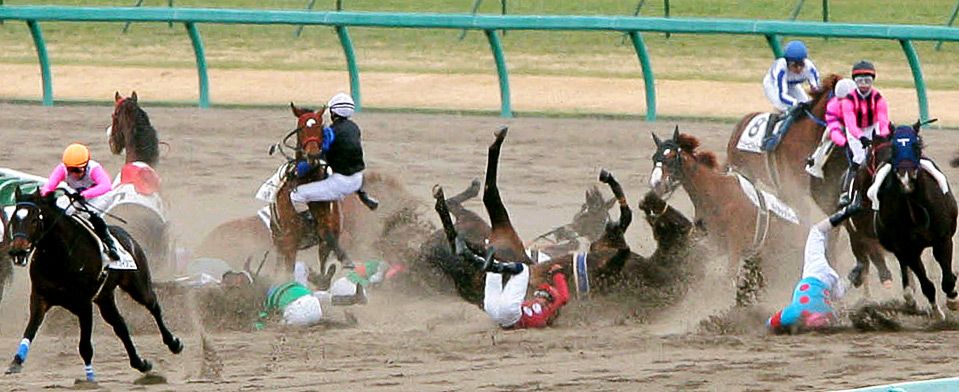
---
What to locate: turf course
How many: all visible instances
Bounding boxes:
[0,0,957,90]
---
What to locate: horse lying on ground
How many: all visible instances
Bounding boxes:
[650,126,805,305]
[423,128,703,312]
[854,122,958,317]
[5,187,182,382]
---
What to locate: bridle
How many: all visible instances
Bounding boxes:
[651,141,688,200]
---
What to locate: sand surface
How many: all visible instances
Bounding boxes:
[1,103,959,391]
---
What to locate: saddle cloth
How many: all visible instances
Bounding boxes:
[736,113,786,153]
[734,173,801,225]
[72,215,137,270]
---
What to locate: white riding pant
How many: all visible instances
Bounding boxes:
[484,264,528,328]
[803,222,844,301]
[282,295,323,326]
[290,172,363,204]
[844,124,878,165]
[762,78,809,112]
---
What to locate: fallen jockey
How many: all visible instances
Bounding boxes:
[768,199,862,333]
[457,237,570,329]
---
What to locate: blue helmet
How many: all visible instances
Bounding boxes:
[783,40,808,62]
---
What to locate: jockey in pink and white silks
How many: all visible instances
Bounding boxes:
[290,92,366,204]
[40,143,120,261]
[768,202,860,333]
[761,40,821,150]
[804,78,857,179]
[837,61,891,207]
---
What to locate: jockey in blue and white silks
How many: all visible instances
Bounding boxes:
[762,40,821,112]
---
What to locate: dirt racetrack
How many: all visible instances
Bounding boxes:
[2,103,959,391]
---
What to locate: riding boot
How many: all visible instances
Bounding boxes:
[89,214,120,262]
[486,261,525,276]
[829,193,863,227]
[455,235,494,270]
[837,163,859,208]
[763,105,800,151]
[804,139,833,179]
[357,188,379,211]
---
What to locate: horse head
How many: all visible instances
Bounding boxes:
[568,185,614,242]
[6,187,59,266]
[809,74,842,112]
[649,126,717,199]
[884,124,925,194]
[639,190,695,247]
[290,102,329,163]
[109,91,160,167]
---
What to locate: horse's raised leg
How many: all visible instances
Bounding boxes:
[6,293,49,374]
[433,185,458,250]
[94,289,153,373]
[118,272,183,354]
[846,228,873,289]
[932,239,959,311]
[482,127,527,262]
[869,245,894,289]
[313,201,350,272]
[446,179,482,219]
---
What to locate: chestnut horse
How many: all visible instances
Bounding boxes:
[105,91,171,271]
[854,124,958,317]
[726,75,891,289]
[270,103,350,281]
[650,127,804,304]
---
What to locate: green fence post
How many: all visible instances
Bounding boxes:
[628,31,656,121]
[899,39,929,123]
[122,0,145,34]
[765,34,783,58]
[185,22,210,108]
[484,29,512,118]
[789,0,805,21]
[459,0,485,40]
[663,0,670,39]
[822,0,828,23]
[295,0,317,38]
[27,20,53,106]
[335,25,361,113]
[936,0,959,51]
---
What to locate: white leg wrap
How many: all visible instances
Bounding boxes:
[868,163,891,211]
[920,159,950,194]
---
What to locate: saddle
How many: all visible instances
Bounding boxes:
[70,214,137,270]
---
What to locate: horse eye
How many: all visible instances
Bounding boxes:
[305,119,317,128]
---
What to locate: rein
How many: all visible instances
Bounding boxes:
[867,141,891,176]
[804,109,828,127]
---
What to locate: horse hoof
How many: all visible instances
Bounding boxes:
[432,184,445,200]
[169,338,184,354]
[135,359,153,373]
[494,126,508,139]
[847,267,865,288]
[947,297,959,312]
[882,279,894,290]
[5,363,22,375]
[598,169,612,183]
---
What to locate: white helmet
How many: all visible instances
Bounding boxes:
[834,78,856,99]
[327,92,355,118]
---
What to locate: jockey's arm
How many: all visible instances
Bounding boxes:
[875,96,891,137]
[804,59,821,90]
[81,165,114,199]
[776,66,797,108]
[547,272,570,309]
[39,164,67,196]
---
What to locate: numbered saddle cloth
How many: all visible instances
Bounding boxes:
[736,113,786,153]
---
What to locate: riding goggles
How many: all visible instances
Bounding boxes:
[787,60,805,68]
[67,165,87,174]
[854,75,874,86]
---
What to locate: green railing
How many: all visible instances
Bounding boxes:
[1,6,958,121]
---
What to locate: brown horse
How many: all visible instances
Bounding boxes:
[854,124,958,317]
[726,75,892,289]
[106,91,171,271]
[270,103,350,281]
[650,127,804,304]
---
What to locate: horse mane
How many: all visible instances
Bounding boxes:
[675,133,718,169]
[809,74,841,105]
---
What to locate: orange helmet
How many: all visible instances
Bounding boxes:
[62,143,90,168]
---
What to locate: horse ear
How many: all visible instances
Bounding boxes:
[651,132,662,148]
[130,91,138,102]
[114,91,121,102]
[290,102,313,118]
[673,125,680,141]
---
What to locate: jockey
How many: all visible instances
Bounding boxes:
[767,199,861,333]
[457,238,570,329]
[762,40,821,150]
[838,60,891,207]
[805,78,857,178]
[290,92,377,210]
[40,143,119,261]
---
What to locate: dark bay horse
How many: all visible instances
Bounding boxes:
[855,124,958,317]
[650,127,804,304]
[726,75,892,290]
[271,103,351,281]
[4,188,182,382]
[107,91,171,271]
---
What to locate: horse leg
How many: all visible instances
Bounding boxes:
[846,227,872,290]
[869,244,894,289]
[900,251,944,319]
[482,127,526,262]
[433,185,458,250]
[73,303,97,382]
[118,272,183,354]
[5,293,49,374]
[314,202,350,270]
[446,178,482,220]
[94,289,153,373]
[932,239,959,311]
